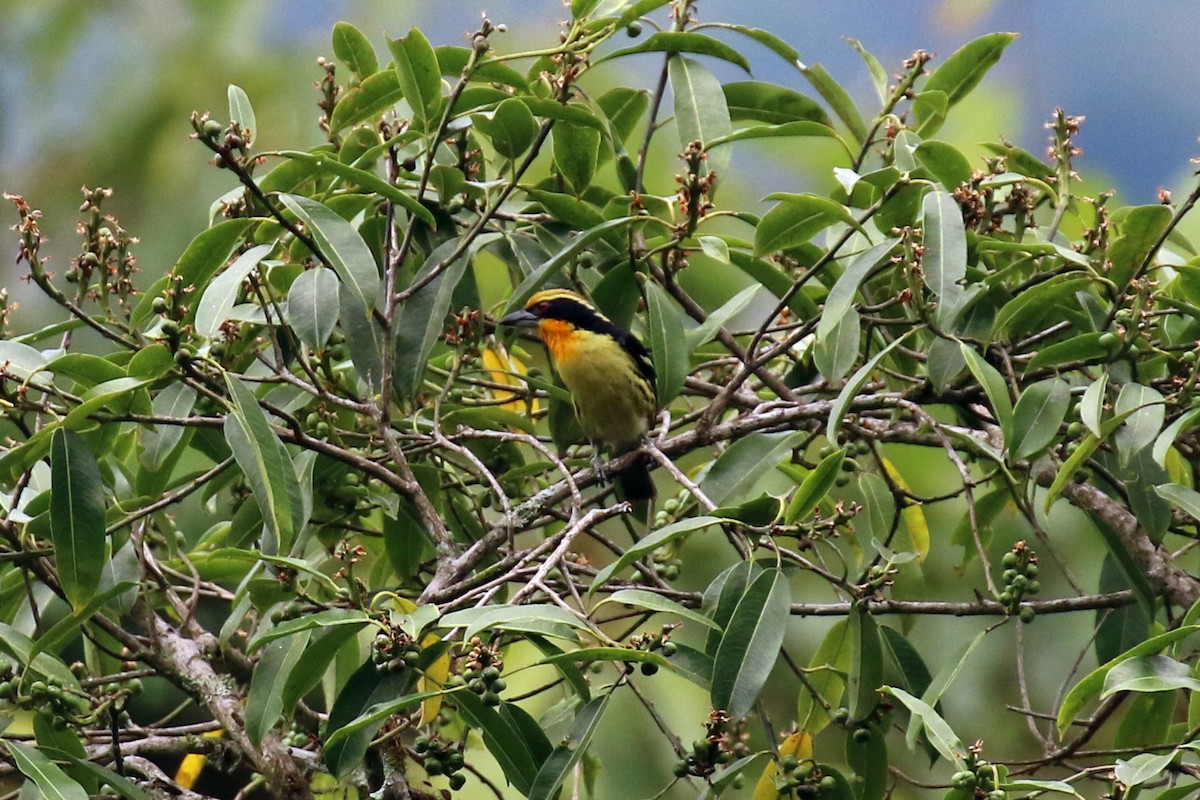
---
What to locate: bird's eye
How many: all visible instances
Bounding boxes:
[535,301,550,313]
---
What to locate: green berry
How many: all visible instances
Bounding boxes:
[1019,606,1036,623]
[490,678,506,692]
[425,757,443,776]
[482,690,501,706]
[1001,552,1019,568]
[852,727,871,743]
[640,662,659,676]
[625,21,643,36]
[449,773,467,790]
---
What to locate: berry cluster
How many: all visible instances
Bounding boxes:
[627,625,678,676]
[998,541,1040,621]
[414,733,468,790]
[770,756,841,798]
[949,745,1007,799]
[371,628,422,673]
[461,638,505,706]
[672,710,749,779]
[830,700,892,742]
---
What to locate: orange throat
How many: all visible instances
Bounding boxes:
[537,318,578,363]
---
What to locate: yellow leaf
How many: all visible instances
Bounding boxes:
[880,456,930,562]
[482,344,539,415]
[174,729,224,789]
[419,631,450,726]
[753,731,813,800]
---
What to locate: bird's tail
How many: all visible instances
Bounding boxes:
[616,451,655,521]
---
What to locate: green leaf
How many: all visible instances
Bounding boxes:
[845,720,888,800]
[1009,378,1070,461]
[332,21,379,79]
[722,81,831,127]
[1115,383,1165,466]
[711,567,792,717]
[799,62,867,143]
[882,686,969,767]
[922,191,967,329]
[1152,408,1200,466]
[918,33,1016,133]
[600,588,720,631]
[1155,483,1200,525]
[848,38,888,103]
[711,23,802,67]
[817,241,897,344]
[797,619,852,735]
[223,374,303,553]
[476,97,538,160]
[323,687,448,751]
[1024,332,1109,374]
[279,194,381,313]
[324,659,416,777]
[907,628,988,751]
[195,243,273,339]
[6,741,89,800]
[958,344,1014,436]
[440,603,591,642]
[504,214,648,314]
[914,140,972,189]
[589,516,723,593]
[669,56,733,181]
[1056,625,1200,734]
[36,749,151,800]
[990,275,1094,340]
[286,266,341,350]
[248,609,369,652]
[247,630,311,746]
[827,331,916,442]
[704,120,846,154]
[1101,654,1200,697]
[388,27,443,132]
[28,582,136,663]
[601,31,751,73]
[456,693,544,794]
[880,626,934,700]
[1043,407,1141,512]
[685,282,760,352]
[1115,751,1180,790]
[528,694,611,800]
[435,46,528,92]
[274,150,436,226]
[755,193,859,256]
[847,603,883,722]
[552,121,601,195]
[704,561,761,655]
[50,429,106,613]
[1108,204,1173,289]
[393,239,471,399]
[227,84,256,143]
[329,70,404,133]
[132,219,254,327]
[785,447,846,523]
[1080,374,1108,437]
[339,286,384,390]
[644,281,689,404]
[814,308,859,382]
[139,384,196,474]
[701,430,803,506]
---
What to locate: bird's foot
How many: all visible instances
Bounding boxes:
[591,452,609,483]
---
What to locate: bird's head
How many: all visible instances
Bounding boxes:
[498,289,605,335]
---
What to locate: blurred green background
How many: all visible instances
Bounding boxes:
[6,0,1200,327]
[3,1,1197,796]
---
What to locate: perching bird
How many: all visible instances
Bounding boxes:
[499,289,657,503]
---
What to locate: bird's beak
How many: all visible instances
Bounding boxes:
[499,308,539,328]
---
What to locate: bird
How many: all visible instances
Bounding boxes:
[499,288,657,505]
